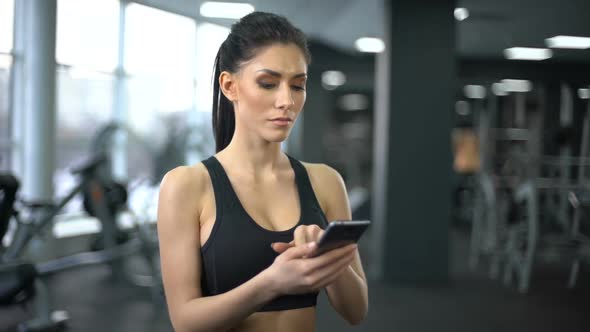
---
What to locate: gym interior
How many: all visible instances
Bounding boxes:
[1,0,590,331]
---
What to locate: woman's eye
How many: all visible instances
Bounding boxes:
[258,82,276,89]
[292,85,306,91]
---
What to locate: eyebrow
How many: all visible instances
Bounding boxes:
[256,69,307,79]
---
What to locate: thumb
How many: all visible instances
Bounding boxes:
[283,242,317,259]
[271,241,295,254]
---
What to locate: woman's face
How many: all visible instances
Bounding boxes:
[223,43,308,144]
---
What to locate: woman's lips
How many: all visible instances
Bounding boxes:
[270,117,292,126]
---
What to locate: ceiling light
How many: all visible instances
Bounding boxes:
[546,35,590,49]
[579,88,590,99]
[354,37,385,53]
[339,94,369,111]
[454,8,469,21]
[200,2,254,19]
[492,82,509,96]
[321,70,346,90]
[504,47,552,61]
[464,85,486,99]
[455,100,470,116]
[501,79,532,92]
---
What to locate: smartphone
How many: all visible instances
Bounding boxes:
[309,220,371,257]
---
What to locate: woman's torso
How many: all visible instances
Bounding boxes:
[197,155,327,331]
[226,308,316,332]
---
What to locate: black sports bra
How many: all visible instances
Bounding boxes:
[200,155,329,311]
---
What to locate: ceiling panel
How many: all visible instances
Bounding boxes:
[134,0,590,62]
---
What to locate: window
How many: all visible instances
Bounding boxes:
[125,3,196,116]
[55,0,119,170]
[55,68,115,169]
[0,0,14,170]
[0,0,14,54]
[56,0,119,72]
[0,56,11,169]
[124,4,199,178]
[195,23,229,113]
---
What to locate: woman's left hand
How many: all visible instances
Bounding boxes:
[271,224,324,254]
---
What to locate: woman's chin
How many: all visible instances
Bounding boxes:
[264,132,290,144]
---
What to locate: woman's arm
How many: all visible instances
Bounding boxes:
[307,164,369,325]
[158,166,277,332]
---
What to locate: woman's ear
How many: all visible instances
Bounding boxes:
[219,71,237,102]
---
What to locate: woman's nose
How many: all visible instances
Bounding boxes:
[276,84,295,109]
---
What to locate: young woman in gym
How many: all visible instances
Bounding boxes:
[157,12,368,332]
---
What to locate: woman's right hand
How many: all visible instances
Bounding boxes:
[264,242,357,296]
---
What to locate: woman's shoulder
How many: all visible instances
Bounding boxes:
[297,160,348,217]
[159,162,212,202]
[299,161,344,186]
[299,161,347,203]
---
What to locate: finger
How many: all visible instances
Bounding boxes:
[309,225,324,243]
[294,225,308,246]
[271,241,295,254]
[306,243,357,271]
[281,242,317,260]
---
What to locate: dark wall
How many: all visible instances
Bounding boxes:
[294,40,375,169]
[458,58,590,84]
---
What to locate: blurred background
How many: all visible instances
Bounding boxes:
[1,0,590,331]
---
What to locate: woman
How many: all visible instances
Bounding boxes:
[157,12,368,332]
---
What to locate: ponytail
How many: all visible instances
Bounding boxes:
[212,49,235,152]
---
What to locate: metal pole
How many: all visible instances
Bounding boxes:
[112,0,128,181]
[22,0,57,201]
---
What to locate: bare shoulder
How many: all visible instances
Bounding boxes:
[160,163,209,192]
[300,162,347,217]
[158,163,212,219]
[301,162,345,189]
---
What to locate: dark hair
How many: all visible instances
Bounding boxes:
[212,11,311,152]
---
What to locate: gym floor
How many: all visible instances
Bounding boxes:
[2,229,590,332]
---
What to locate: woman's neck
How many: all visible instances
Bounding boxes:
[218,130,286,177]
